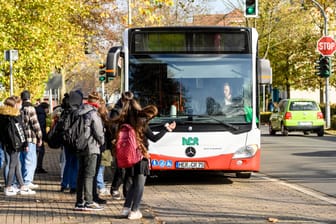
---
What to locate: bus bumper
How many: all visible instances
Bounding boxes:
[149,149,260,172]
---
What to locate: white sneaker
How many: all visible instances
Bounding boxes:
[5,186,18,196]
[19,186,36,195]
[99,188,111,196]
[128,210,143,220]
[27,183,39,189]
[120,207,131,217]
[112,190,122,200]
[84,202,104,211]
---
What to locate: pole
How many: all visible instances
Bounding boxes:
[101,81,105,98]
[49,89,53,114]
[310,0,330,128]
[9,53,13,96]
[128,0,132,26]
[262,84,266,112]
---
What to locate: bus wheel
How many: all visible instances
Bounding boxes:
[236,172,251,178]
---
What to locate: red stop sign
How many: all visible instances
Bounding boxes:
[317,36,336,56]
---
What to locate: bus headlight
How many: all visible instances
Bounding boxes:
[232,144,258,159]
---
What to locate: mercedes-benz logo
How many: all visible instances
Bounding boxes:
[185,147,196,157]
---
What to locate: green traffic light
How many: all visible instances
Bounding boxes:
[99,76,106,82]
[246,5,255,15]
[244,0,257,17]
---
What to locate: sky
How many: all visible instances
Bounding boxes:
[207,0,244,14]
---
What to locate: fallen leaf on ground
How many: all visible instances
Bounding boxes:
[267,217,279,223]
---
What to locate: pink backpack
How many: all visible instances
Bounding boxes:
[115,124,143,168]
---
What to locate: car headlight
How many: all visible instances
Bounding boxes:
[232,144,258,159]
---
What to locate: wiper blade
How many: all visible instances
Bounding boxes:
[189,114,240,131]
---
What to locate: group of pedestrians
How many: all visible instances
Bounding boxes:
[0,90,46,196]
[52,90,175,220]
[0,88,176,221]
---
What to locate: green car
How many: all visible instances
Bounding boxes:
[269,98,325,136]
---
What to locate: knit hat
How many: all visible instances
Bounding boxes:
[88,91,100,103]
[21,90,30,101]
[69,90,83,109]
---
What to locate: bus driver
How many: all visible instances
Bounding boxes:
[222,82,232,106]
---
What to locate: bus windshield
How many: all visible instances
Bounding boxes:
[128,54,253,125]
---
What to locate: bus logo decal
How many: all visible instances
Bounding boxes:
[182,137,199,146]
[185,147,196,157]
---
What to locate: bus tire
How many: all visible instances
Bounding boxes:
[236,172,252,178]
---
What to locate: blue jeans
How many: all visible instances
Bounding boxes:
[20,142,37,185]
[3,149,9,185]
[97,165,105,190]
[0,144,4,169]
[61,148,78,189]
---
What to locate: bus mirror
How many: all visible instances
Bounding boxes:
[258,59,272,84]
[106,46,122,82]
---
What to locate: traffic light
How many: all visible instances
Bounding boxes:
[315,56,322,77]
[99,63,106,82]
[319,56,331,78]
[244,0,258,18]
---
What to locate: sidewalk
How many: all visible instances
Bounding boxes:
[0,147,158,224]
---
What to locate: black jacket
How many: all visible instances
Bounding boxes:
[35,104,47,141]
[0,105,27,152]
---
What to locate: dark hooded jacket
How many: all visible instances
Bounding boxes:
[35,103,48,141]
[67,90,104,154]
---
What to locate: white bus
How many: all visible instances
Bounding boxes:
[106,26,270,178]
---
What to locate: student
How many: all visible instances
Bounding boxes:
[89,92,108,204]
[20,90,43,189]
[59,93,78,193]
[74,90,105,211]
[96,97,112,197]
[0,96,36,196]
[113,91,176,220]
[108,99,130,200]
[35,102,49,174]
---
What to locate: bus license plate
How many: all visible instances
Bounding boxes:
[176,161,205,169]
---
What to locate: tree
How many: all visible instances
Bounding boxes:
[255,0,336,100]
[0,0,118,100]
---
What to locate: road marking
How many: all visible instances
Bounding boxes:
[254,173,336,205]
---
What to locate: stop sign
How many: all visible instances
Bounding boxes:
[317,36,336,56]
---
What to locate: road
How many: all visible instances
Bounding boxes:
[140,126,336,223]
[260,124,336,197]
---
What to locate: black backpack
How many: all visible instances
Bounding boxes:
[4,116,26,151]
[46,109,70,149]
[62,108,93,153]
